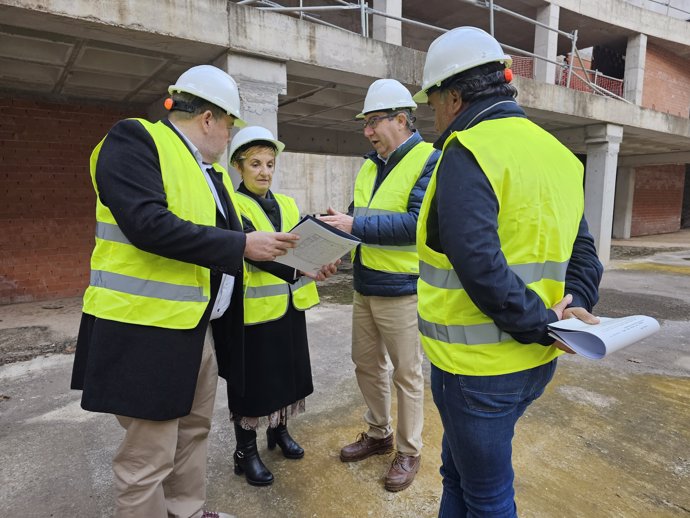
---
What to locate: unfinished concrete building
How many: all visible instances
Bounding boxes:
[1,0,689,303]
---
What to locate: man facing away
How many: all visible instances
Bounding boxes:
[71,64,299,518]
[320,78,440,492]
[413,27,604,517]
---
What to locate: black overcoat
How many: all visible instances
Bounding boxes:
[71,119,246,420]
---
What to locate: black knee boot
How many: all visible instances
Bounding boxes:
[266,422,304,459]
[233,423,274,486]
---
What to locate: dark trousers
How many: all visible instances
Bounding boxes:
[430,360,557,518]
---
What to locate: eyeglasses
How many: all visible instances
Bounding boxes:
[362,113,398,130]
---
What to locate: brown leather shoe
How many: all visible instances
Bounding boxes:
[384,452,421,492]
[340,432,394,462]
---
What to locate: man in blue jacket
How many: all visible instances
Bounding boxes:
[320,78,440,492]
[413,27,604,517]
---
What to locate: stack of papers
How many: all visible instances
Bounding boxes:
[547,315,660,359]
[274,215,360,274]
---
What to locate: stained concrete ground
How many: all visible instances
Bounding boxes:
[1,230,690,518]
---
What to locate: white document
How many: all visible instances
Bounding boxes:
[547,315,660,359]
[274,215,361,274]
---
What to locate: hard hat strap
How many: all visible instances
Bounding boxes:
[168,99,199,114]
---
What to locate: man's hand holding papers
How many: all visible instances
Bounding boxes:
[273,215,360,275]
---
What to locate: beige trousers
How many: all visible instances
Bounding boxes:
[352,292,424,456]
[113,328,218,518]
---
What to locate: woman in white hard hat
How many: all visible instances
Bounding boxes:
[226,126,328,486]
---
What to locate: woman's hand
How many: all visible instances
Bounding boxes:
[301,259,341,281]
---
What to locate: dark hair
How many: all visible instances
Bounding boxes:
[169,92,226,120]
[231,140,278,164]
[432,62,517,103]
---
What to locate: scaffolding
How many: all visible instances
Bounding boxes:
[236,0,628,102]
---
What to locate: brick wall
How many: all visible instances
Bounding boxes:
[0,96,138,304]
[642,44,690,117]
[631,165,685,236]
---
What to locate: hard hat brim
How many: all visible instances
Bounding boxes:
[412,90,428,104]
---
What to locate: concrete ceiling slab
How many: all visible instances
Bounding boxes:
[0,0,688,160]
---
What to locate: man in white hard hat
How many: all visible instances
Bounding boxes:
[413,27,603,517]
[71,64,301,518]
[320,78,440,492]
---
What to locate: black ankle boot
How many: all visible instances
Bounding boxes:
[233,423,274,486]
[266,423,304,459]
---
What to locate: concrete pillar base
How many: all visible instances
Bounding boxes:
[613,167,635,239]
[584,124,624,265]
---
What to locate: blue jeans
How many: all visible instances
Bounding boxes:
[430,360,557,518]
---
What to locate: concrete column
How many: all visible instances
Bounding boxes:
[533,4,559,84]
[624,33,646,105]
[215,53,287,188]
[584,124,624,265]
[372,0,402,46]
[612,167,636,239]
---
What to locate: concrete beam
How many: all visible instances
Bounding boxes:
[550,0,690,51]
[618,151,690,167]
[517,77,690,143]
[0,0,229,55]
[550,126,587,148]
[226,2,425,86]
[279,124,369,156]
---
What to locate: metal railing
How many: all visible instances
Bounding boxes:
[236,0,629,102]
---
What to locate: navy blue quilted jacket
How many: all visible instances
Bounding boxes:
[349,131,440,297]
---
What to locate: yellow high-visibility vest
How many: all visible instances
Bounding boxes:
[352,141,435,274]
[417,117,584,375]
[236,191,319,325]
[83,119,242,329]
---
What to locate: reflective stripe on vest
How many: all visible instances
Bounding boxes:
[237,191,319,324]
[245,283,290,299]
[419,259,568,290]
[416,116,584,376]
[418,314,512,345]
[352,141,434,274]
[90,270,207,302]
[82,119,240,329]
[95,222,130,245]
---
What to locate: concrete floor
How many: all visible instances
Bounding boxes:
[1,237,689,518]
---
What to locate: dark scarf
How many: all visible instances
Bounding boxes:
[238,182,281,231]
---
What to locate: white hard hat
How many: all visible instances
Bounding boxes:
[356,79,417,119]
[413,27,512,103]
[168,65,247,127]
[229,126,285,162]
